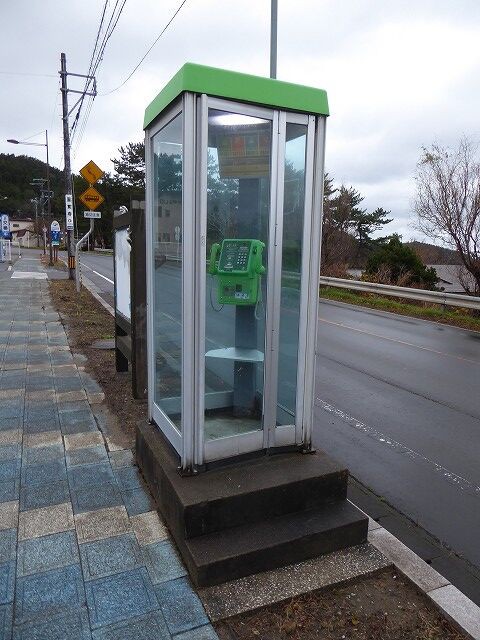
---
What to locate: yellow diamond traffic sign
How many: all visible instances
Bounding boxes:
[79,186,104,210]
[80,160,104,185]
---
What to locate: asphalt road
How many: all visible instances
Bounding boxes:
[77,251,115,308]
[74,252,480,575]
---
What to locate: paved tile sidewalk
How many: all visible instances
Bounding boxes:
[0,264,218,640]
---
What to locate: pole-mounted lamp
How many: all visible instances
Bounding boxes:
[7,131,53,265]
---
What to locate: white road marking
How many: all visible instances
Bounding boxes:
[80,261,114,284]
[92,269,114,284]
[316,398,480,497]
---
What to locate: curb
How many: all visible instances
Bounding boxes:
[80,274,115,317]
[361,509,480,639]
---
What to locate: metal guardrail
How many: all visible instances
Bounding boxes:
[319,276,480,311]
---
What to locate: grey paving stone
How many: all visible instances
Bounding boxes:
[0,419,22,433]
[0,446,21,463]
[23,444,65,466]
[21,460,67,487]
[12,609,91,640]
[23,417,60,434]
[0,562,15,605]
[155,577,208,636]
[85,567,159,629]
[0,530,16,565]
[14,564,86,624]
[64,432,104,451]
[122,487,155,517]
[75,506,131,543]
[144,540,187,585]
[0,461,20,483]
[108,450,134,469]
[56,390,88,404]
[54,376,84,392]
[19,480,71,512]
[90,611,170,640]
[174,625,219,640]
[66,445,108,468]
[131,511,168,546]
[18,502,74,540]
[67,463,115,490]
[23,431,62,449]
[79,533,144,581]
[60,416,98,436]
[17,531,80,577]
[70,482,123,515]
[0,432,21,447]
[0,603,13,640]
[26,390,55,402]
[50,352,74,365]
[114,467,144,491]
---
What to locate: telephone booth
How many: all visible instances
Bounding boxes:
[144,63,328,472]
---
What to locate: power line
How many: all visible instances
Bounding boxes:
[71,0,128,156]
[70,0,128,160]
[100,0,188,96]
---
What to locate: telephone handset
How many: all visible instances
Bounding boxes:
[209,239,265,306]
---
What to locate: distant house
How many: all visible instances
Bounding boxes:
[427,265,476,295]
[9,219,34,246]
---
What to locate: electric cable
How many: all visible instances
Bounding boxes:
[100,0,188,96]
[70,0,127,155]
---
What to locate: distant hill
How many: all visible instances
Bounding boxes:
[406,241,461,265]
[0,153,63,218]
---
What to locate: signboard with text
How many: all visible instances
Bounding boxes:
[1,213,10,239]
[65,194,74,231]
[84,211,101,219]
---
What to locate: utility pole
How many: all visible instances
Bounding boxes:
[60,53,75,279]
[270,0,278,79]
[59,53,96,279]
[45,129,53,266]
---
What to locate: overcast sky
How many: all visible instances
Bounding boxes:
[1,0,480,238]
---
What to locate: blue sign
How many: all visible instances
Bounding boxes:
[51,230,60,246]
[1,213,9,239]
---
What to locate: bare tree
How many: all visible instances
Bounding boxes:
[414,138,480,294]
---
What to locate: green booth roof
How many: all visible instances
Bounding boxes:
[144,63,329,129]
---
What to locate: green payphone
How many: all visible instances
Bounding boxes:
[209,239,265,306]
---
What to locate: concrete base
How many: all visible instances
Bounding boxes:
[136,421,368,587]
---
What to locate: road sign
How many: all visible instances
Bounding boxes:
[1,213,9,239]
[51,220,60,232]
[51,230,60,246]
[80,160,104,185]
[84,211,101,219]
[79,186,104,210]
[65,194,74,231]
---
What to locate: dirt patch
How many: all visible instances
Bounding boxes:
[215,568,466,640]
[49,279,146,446]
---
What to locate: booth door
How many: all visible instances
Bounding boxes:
[202,102,317,462]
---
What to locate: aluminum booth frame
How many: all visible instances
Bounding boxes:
[144,64,328,473]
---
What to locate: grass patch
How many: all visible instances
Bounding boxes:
[320,286,480,332]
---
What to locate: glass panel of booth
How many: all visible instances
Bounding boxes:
[151,113,183,432]
[204,108,272,441]
[276,123,308,426]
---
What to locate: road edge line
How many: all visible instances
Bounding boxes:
[353,503,480,639]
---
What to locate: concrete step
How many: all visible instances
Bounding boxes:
[184,500,368,587]
[137,422,350,539]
